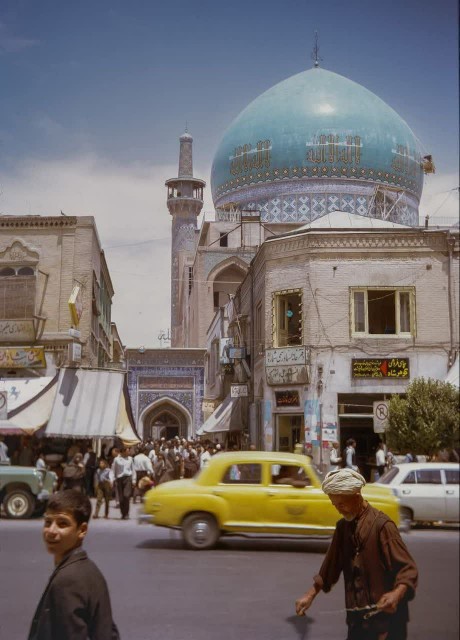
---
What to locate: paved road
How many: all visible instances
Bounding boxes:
[0,511,458,640]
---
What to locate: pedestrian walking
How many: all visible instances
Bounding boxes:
[62,453,86,493]
[94,459,112,519]
[295,468,418,640]
[27,490,119,639]
[329,443,342,471]
[375,442,386,480]
[35,452,47,471]
[83,446,97,497]
[344,439,359,471]
[133,447,154,503]
[183,451,199,478]
[386,449,396,469]
[111,446,136,520]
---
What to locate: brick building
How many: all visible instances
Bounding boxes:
[0,215,137,443]
[224,212,459,470]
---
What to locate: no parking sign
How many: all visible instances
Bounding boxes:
[373,401,389,433]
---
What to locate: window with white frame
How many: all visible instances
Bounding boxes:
[272,289,302,347]
[351,287,415,337]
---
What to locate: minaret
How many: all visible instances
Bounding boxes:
[166,131,205,347]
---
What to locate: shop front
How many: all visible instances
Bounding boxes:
[338,392,396,481]
[273,389,304,452]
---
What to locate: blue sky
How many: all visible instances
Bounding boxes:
[0,0,458,345]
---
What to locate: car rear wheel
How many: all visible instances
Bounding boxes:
[3,489,35,519]
[400,507,413,532]
[182,512,219,550]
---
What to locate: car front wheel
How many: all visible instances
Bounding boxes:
[182,512,219,550]
[3,489,35,519]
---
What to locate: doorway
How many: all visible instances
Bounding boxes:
[275,414,304,452]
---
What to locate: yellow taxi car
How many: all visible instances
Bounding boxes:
[141,451,400,549]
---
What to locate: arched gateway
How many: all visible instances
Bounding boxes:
[139,398,192,441]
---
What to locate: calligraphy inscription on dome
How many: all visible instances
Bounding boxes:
[392,145,421,177]
[230,140,271,176]
[306,134,361,164]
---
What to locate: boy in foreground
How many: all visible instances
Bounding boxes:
[28,490,120,640]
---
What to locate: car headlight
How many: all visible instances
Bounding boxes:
[36,470,44,490]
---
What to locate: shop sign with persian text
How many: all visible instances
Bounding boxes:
[351,358,410,379]
[266,365,309,386]
[0,346,46,369]
[265,346,309,367]
[0,319,35,343]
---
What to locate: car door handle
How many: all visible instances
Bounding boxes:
[446,490,455,495]
[402,489,411,494]
[266,490,276,496]
[213,490,223,496]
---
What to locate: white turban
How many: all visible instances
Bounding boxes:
[321,468,366,495]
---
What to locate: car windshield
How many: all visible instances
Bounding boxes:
[378,467,399,484]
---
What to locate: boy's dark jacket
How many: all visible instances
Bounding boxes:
[28,549,120,640]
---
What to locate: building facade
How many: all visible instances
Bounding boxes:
[226,214,459,470]
[0,215,122,380]
[126,348,205,440]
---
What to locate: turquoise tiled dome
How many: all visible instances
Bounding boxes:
[211,68,424,223]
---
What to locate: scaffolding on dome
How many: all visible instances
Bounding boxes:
[368,185,411,223]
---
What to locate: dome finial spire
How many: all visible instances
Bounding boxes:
[311,31,322,68]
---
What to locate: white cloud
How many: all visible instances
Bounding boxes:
[419,173,459,224]
[0,22,39,53]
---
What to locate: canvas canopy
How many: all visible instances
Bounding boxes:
[45,368,140,444]
[0,375,58,435]
[196,394,242,435]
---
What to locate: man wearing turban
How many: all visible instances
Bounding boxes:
[295,468,418,640]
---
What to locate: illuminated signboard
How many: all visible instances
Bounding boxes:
[351,358,410,379]
[275,390,300,407]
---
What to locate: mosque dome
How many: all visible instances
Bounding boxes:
[211,68,424,225]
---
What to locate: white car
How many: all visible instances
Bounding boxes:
[376,462,459,529]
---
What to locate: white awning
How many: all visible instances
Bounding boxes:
[0,375,58,435]
[45,368,140,443]
[445,358,459,388]
[196,395,242,435]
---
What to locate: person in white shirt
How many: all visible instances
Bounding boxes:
[376,442,387,479]
[329,444,342,471]
[148,448,158,465]
[0,436,10,463]
[111,447,136,520]
[133,448,154,503]
[200,445,213,469]
[35,452,47,471]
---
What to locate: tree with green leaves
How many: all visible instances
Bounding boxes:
[386,377,459,458]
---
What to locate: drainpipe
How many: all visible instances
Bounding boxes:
[250,260,255,447]
[446,231,457,366]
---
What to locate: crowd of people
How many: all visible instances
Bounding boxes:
[55,436,239,520]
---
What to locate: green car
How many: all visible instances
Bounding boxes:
[0,463,57,519]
